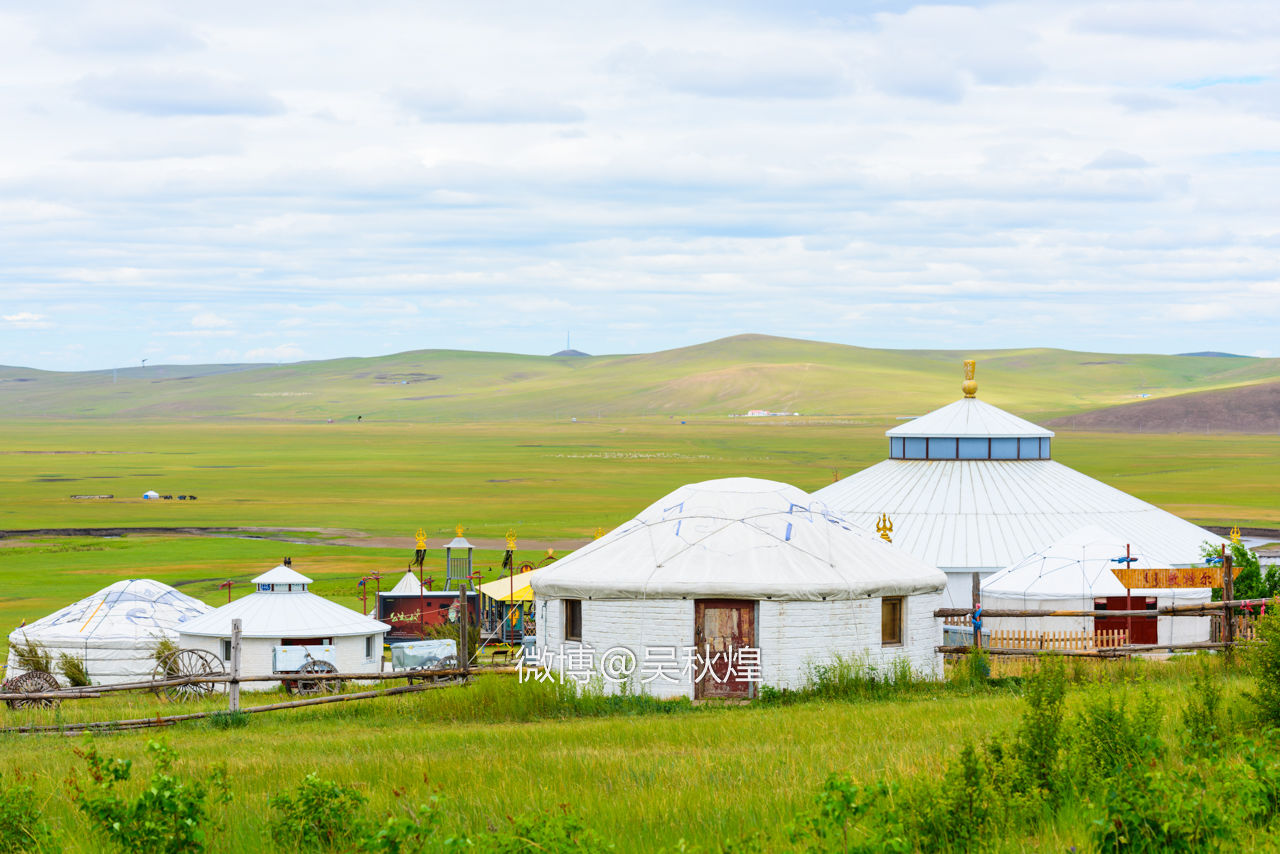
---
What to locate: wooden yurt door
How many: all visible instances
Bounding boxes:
[694,599,755,700]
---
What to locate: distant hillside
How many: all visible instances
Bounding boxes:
[1048,381,1280,434]
[3,334,1280,423]
[1177,351,1252,359]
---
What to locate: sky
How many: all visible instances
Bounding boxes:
[3,0,1280,371]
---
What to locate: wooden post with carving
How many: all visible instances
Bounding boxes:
[229,618,242,714]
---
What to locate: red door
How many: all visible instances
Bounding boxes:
[694,600,755,700]
[1094,596,1157,645]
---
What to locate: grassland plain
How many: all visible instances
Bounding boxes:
[4,334,1280,422]
[3,417,1279,657]
[0,664,1259,853]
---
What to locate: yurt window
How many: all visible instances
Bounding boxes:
[221,639,232,661]
[881,597,903,646]
[564,600,583,642]
[364,635,374,660]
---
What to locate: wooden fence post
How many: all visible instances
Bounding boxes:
[458,584,470,676]
[229,618,242,714]
[1223,554,1235,663]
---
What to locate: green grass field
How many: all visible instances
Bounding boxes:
[0,661,1263,853]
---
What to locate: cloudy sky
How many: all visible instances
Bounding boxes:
[3,1,1279,370]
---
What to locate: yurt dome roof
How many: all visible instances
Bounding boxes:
[981,525,1207,600]
[815,365,1224,571]
[532,477,945,601]
[253,565,312,586]
[180,566,390,639]
[381,569,423,596]
[8,579,213,647]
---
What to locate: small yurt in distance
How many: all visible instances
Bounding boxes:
[532,478,947,700]
[178,564,390,691]
[6,579,213,685]
[980,526,1211,646]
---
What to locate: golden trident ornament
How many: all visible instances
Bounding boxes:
[455,523,465,537]
[875,513,893,543]
[1230,526,1242,545]
[506,529,518,551]
[414,528,427,549]
[593,527,605,540]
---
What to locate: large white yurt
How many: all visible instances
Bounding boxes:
[532,477,947,700]
[814,363,1225,607]
[6,579,214,685]
[178,564,390,691]
[981,526,1211,645]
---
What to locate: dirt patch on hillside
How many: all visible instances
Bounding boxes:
[1048,381,1280,433]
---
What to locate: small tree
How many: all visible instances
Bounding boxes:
[1201,541,1280,601]
[1245,601,1280,725]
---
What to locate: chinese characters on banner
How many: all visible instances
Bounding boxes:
[1109,567,1225,589]
[518,645,763,685]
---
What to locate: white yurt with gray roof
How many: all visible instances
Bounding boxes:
[6,579,213,685]
[178,564,390,691]
[814,362,1225,608]
[532,477,946,700]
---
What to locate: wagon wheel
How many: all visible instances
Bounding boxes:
[152,649,225,702]
[430,655,460,682]
[3,670,61,710]
[293,659,341,696]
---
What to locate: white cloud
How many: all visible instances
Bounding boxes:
[191,311,232,328]
[75,69,284,116]
[244,344,304,362]
[2,312,52,328]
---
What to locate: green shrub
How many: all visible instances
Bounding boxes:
[1180,660,1224,752]
[9,634,52,674]
[1244,600,1280,724]
[357,794,472,853]
[269,773,367,852]
[1067,685,1163,787]
[1013,654,1067,796]
[487,805,613,853]
[57,651,91,687]
[0,771,48,853]
[72,740,230,854]
[1091,767,1232,853]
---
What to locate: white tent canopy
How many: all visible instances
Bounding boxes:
[5,579,214,685]
[533,477,946,601]
[384,569,423,597]
[982,526,1208,601]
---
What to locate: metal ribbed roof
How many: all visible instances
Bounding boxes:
[887,397,1053,439]
[383,569,423,596]
[179,589,390,638]
[813,459,1224,571]
[252,565,312,585]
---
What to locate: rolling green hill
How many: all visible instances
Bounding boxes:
[3,334,1279,423]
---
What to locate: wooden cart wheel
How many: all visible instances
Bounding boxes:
[294,659,341,696]
[153,649,225,702]
[3,670,61,710]
[430,655,460,682]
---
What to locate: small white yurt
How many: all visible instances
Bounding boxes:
[981,526,1211,646]
[6,579,214,685]
[178,564,390,691]
[143,490,160,500]
[532,477,947,700]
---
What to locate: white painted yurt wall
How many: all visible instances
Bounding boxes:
[180,632,384,692]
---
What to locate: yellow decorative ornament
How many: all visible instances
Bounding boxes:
[1230,526,1242,545]
[506,529,518,551]
[962,360,978,398]
[593,527,605,540]
[414,528,427,549]
[875,513,893,543]
[455,523,465,537]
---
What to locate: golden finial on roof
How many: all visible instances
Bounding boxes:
[1230,525,1242,545]
[593,527,605,540]
[414,527,427,549]
[505,529,517,550]
[455,523,465,538]
[962,359,978,398]
[875,513,893,543]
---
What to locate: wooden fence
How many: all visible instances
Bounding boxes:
[987,628,1128,652]
[936,596,1275,658]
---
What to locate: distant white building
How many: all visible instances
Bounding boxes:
[814,363,1225,608]
[178,564,389,691]
[533,478,946,700]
